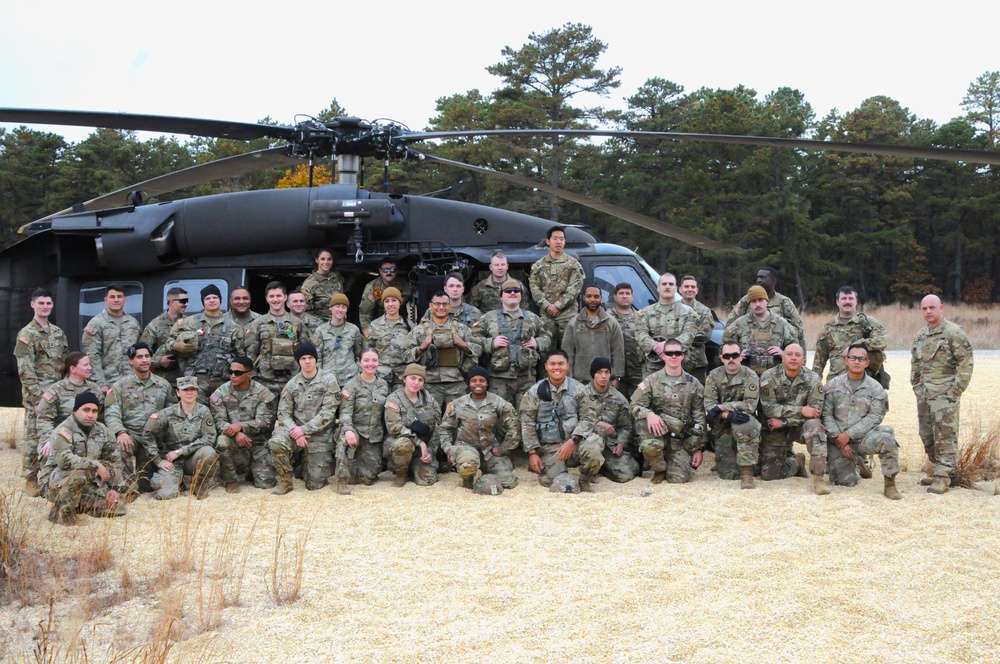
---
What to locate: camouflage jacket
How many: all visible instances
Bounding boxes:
[104,372,177,437]
[275,370,341,437]
[438,391,519,455]
[583,382,631,449]
[727,291,805,347]
[384,388,440,448]
[635,301,697,370]
[359,277,412,330]
[142,402,216,465]
[629,370,706,451]
[683,299,714,372]
[246,313,304,382]
[300,270,346,321]
[403,318,483,383]
[469,276,526,314]
[14,319,68,404]
[528,253,585,316]
[208,380,277,441]
[164,312,245,381]
[36,378,105,445]
[478,308,551,379]
[813,312,887,380]
[704,365,760,416]
[44,415,123,487]
[759,366,824,427]
[562,309,625,383]
[364,315,410,384]
[313,321,364,385]
[722,313,798,375]
[910,319,974,400]
[339,374,390,443]
[141,310,185,383]
[520,378,597,451]
[82,309,141,389]
[608,308,644,384]
[822,374,889,442]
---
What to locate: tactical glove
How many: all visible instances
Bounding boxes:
[409,420,431,437]
[706,405,723,425]
[728,411,751,424]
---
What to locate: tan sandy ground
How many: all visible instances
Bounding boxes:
[1,355,998,663]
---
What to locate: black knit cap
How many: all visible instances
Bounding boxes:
[589,357,613,377]
[201,284,222,300]
[74,391,101,411]
[294,342,318,362]
[466,366,491,386]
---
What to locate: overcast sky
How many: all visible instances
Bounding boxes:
[1,1,997,144]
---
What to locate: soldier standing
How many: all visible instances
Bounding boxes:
[757,343,817,484]
[335,349,390,494]
[359,260,412,330]
[140,287,188,386]
[246,281,304,394]
[438,367,520,490]
[288,290,324,340]
[478,280,550,409]
[726,267,806,347]
[563,284,625,385]
[228,287,259,328]
[384,364,441,487]
[82,284,141,393]
[469,250,526,314]
[910,294,974,494]
[629,339,707,485]
[300,248,346,322]
[520,350,600,490]
[210,355,277,492]
[679,275,715,385]
[268,343,342,494]
[704,342,761,488]
[813,286,889,383]
[817,344,903,499]
[723,286,798,376]
[313,293,364,386]
[364,287,410,390]
[635,273,697,376]
[15,287,68,497]
[442,272,482,328]
[528,226,585,344]
[607,283,644,398]
[143,376,219,500]
[585,358,638,484]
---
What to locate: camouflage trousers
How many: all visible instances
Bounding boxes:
[759,419,822,480]
[683,364,708,386]
[490,373,536,412]
[19,403,39,480]
[600,444,641,483]
[48,469,116,514]
[335,434,384,485]
[425,381,467,415]
[450,444,518,488]
[636,420,700,484]
[917,396,960,478]
[542,306,578,350]
[216,435,276,488]
[194,374,227,406]
[710,418,762,480]
[150,447,219,500]
[814,425,900,486]
[269,427,335,490]
[120,431,156,493]
[385,435,438,486]
[534,438,604,487]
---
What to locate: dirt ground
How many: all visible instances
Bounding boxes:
[1,354,998,663]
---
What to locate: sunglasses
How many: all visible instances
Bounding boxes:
[229,369,251,376]
[172,298,189,304]
[380,267,397,274]
[661,350,685,357]
[721,352,742,360]
[503,288,521,294]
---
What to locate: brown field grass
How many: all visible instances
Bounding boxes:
[0,354,998,663]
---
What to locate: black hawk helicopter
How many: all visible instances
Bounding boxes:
[2,108,999,405]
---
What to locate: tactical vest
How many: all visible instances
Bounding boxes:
[535,378,579,444]
[194,316,235,378]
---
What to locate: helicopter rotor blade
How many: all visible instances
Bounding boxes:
[413,151,741,252]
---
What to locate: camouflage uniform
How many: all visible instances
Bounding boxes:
[424,302,482,329]
[758,366,822,480]
[230,310,259,328]
[608,308,644,398]
[726,290,805,347]
[469,276,526,314]
[313,320,364,385]
[630,370,706,484]
[722,313,798,376]
[819,374,900,485]
[82,309,141,389]
[293,313,324,341]
[703,365,761,480]
[365,315,411,390]
[44,415,124,516]
[141,311,185,386]
[105,372,177,492]
[35,377,104,494]
[335,375,390,485]
[520,378,598,487]
[683,299,715,385]
[528,253,585,343]
[813,313,888,381]
[359,277,412,330]
[246,313,304,393]
[209,380,278,488]
[142,402,218,500]
[584,383,638,483]
[634,301,697,375]
[478,307,551,409]
[562,309,625,384]
[268,371,342,489]
[438,392,520,488]
[164,312,245,402]
[384,388,441,485]
[300,270,346,322]
[910,318,974,479]
[14,319,67,484]
[403,318,483,412]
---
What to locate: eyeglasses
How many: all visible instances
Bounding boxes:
[380,267,396,274]
[661,350,685,357]
[229,369,251,376]
[846,356,869,362]
[721,352,741,360]
[503,288,521,294]
[430,302,449,308]
[172,298,189,304]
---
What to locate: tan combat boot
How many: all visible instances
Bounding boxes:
[856,456,873,479]
[24,478,41,498]
[813,474,832,495]
[794,453,809,478]
[47,504,82,526]
[927,477,949,494]
[393,469,408,488]
[462,475,475,490]
[651,471,666,485]
[225,483,241,494]
[919,475,934,486]
[272,470,294,495]
[579,474,595,493]
[883,475,902,500]
[335,479,352,495]
[740,466,755,490]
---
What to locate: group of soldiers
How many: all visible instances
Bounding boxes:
[14,227,975,524]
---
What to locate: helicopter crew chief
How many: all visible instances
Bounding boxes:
[359,260,412,330]
[469,249,527,314]
[140,287,188,387]
[300,248,346,322]
[15,288,68,497]
[246,281,305,394]
[82,283,141,394]
[528,226,585,345]
[635,273,698,376]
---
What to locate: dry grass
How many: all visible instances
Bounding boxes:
[953,421,1000,491]
[268,515,312,605]
[0,411,22,450]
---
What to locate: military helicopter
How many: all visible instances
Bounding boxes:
[3,107,999,405]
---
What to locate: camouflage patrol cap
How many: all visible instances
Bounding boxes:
[747,285,769,302]
[381,287,402,302]
[177,376,199,390]
[501,279,521,290]
[549,472,581,494]
[472,474,504,496]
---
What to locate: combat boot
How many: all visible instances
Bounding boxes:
[47,504,82,526]
[856,455,873,479]
[813,474,832,495]
[272,470,294,495]
[23,478,41,498]
[579,474,595,493]
[462,475,475,490]
[225,483,241,494]
[919,475,934,486]
[927,477,949,494]
[651,471,666,485]
[393,469,408,488]
[335,479,351,495]
[740,466,755,490]
[794,453,809,478]
[883,475,902,500]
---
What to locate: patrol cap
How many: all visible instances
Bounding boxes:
[402,363,426,379]
[747,285,769,302]
[549,472,581,494]
[201,284,222,301]
[295,342,318,362]
[466,366,490,385]
[381,287,402,302]
[589,357,612,377]
[473,474,504,496]
[329,293,350,308]
[176,376,199,390]
[501,279,521,291]
[73,391,101,411]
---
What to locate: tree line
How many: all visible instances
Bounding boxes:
[2,24,998,309]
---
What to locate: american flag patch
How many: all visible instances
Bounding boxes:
[42,391,54,401]
[386,401,399,411]
[17,335,30,345]
[59,429,72,441]
[341,388,351,398]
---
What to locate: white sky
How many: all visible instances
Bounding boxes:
[1,1,997,144]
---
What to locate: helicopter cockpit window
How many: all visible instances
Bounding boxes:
[163,280,229,315]
[79,282,144,331]
[592,264,657,308]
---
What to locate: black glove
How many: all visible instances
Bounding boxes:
[409,420,431,437]
[707,405,723,425]
[537,380,552,402]
[728,410,751,424]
